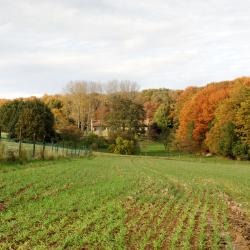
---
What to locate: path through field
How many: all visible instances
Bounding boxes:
[0,156,249,249]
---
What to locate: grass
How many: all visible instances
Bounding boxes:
[140,141,230,160]
[0,154,249,249]
[0,139,88,161]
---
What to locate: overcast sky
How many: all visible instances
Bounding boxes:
[0,0,250,98]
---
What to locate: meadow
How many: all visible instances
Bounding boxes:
[0,153,249,249]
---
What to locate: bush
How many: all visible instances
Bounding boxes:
[109,137,140,155]
[6,150,16,162]
[147,123,161,141]
[19,148,28,162]
[82,134,108,150]
[108,131,137,144]
[232,142,249,160]
[90,143,98,151]
[59,125,83,145]
[0,144,6,160]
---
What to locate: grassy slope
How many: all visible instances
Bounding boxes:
[0,156,249,249]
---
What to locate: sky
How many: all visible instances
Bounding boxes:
[0,0,250,98]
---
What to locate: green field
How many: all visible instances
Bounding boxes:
[0,155,249,249]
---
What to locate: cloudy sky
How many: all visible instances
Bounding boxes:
[0,0,250,98]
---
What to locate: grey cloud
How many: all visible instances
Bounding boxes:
[0,0,250,98]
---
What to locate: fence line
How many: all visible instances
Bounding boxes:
[0,137,90,160]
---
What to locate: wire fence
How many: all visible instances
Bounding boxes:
[0,137,91,161]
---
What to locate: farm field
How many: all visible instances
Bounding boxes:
[0,155,250,249]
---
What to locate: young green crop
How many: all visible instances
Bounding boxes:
[0,155,249,249]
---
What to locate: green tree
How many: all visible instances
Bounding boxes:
[0,99,55,141]
[16,100,55,141]
[0,100,26,138]
[108,96,145,136]
[153,104,173,150]
[235,95,250,145]
[217,122,237,157]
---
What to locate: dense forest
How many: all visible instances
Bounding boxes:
[0,77,249,159]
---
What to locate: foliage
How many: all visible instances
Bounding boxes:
[152,103,174,150]
[82,133,108,149]
[217,122,237,157]
[58,125,82,143]
[109,137,140,155]
[206,78,250,158]
[108,95,145,136]
[16,100,55,141]
[0,100,26,138]
[235,91,250,145]
[147,123,162,141]
[232,142,249,160]
[0,99,55,141]
[0,77,249,159]
[177,82,231,152]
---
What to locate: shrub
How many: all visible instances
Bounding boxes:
[82,134,108,149]
[147,123,161,141]
[59,125,83,144]
[108,131,137,144]
[19,148,28,162]
[90,143,98,151]
[232,142,249,160]
[0,144,6,160]
[109,137,140,155]
[6,150,16,162]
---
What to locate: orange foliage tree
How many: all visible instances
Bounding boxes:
[205,78,250,156]
[176,82,231,152]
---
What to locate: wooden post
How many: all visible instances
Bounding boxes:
[51,139,54,152]
[32,133,36,159]
[18,127,22,159]
[42,135,46,160]
[62,140,64,155]
[66,144,69,155]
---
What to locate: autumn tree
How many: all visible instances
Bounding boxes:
[206,78,250,158]
[65,81,88,130]
[177,82,231,152]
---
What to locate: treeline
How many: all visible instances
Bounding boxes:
[0,77,249,159]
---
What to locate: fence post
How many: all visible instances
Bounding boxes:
[18,128,22,159]
[66,144,69,156]
[42,135,46,160]
[52,140,54,152]
[62,140,65,156]
[32,133,36,159]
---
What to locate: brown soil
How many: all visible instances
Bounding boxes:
[227,199,250,250]
[15,183,33,196]
[0,202,6,212]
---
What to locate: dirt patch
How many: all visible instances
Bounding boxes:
[15,183,33,196]
[0,202,6,212]
[227,199,250,250]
